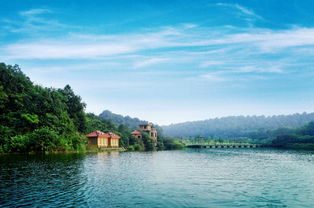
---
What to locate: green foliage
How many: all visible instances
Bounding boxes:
[270,121,314,149]
[141,131,155,151]
[8,135,31,152]
[29,127,60,152]
[157,139,165,150]
[299,121,314,136]
[117,124,131,147]
[0,85,8,109]
[59,85,86,133]
[99,110,148,129]
[288,143,314,150]
[0,63,87,153]
[21,113,39,124]
[85,113,116,133]
[163,113,314,138]
[99,110,163,133]
[161,137,184,150]
[59,134,87,151]
[133,144,144,151]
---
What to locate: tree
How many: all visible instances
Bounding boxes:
[59,85,86,133]
[29,127,60,152]
[142,131,155,151]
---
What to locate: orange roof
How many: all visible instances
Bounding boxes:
[131,129,142,135]
[86,131,120,139]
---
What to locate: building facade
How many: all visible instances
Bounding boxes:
[131,123,158,146]
[86,130,120,148]
[131,129,142,139]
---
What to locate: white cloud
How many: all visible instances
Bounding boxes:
[199,61,223,68]
[182,23,198,29]
[4,27,314,60]
[3,8,78,34]
[234,5,260,18]
[192,28,314,52]
[200,73,226,82]
[20,9,51,16]
[5,41,135,59]
[1,13,314,87]
[235,66,284,73]
[216,3,263,20]
[133,58,169,68]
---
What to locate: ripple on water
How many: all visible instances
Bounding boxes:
[0,149,314,207]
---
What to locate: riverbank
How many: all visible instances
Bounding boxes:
[0,147,126,155]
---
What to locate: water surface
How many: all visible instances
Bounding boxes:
[1,149,314,207]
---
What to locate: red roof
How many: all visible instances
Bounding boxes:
[107,132,121,139]
[86,131,120,139]
[86,130,106,138]
[131,129,142,135]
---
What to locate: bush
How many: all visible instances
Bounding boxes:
[163,137,184,150]
[63,134,87,151]
[142,132,155,151]
[29,127,60,152]
[272,135,298,146]
[157,140,165,150]
[9,134,31,152]
[133,143,144,151]
[127,145,135,151]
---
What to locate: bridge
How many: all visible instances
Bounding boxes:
[186,144,263,148]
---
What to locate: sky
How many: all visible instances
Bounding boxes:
[1,0,314,125]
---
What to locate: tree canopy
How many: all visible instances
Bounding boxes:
[162,114,314,138]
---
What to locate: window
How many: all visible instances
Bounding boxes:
[90,138,97,145]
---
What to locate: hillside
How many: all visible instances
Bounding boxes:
[0,63,87,152]
[98,110,164,136]
[162,114,314,138]
[98,110,149,129]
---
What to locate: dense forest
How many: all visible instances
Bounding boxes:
[162,114,314,138]
[0,63,183,153]
[178,121,314,150]
[268,122,314,149]
[99,110,148,129]
[99,110,163,134]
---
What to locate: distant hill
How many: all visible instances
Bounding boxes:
[162,113,314,138]
[98,110,148,129]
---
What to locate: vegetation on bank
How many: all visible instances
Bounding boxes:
[180,122,314,150]
[270,121,314,150]
[178,137,253,146]
[0,63,183,153]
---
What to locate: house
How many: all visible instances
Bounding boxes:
[131,129,142,139]
[86,130,120,148]
[132,123,158,146]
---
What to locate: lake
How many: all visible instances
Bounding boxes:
[1,148,314,207]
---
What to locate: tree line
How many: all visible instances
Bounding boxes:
[264,122,314,149]
[162,114,314,138]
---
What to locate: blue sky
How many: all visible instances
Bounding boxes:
[1,0,314,124]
